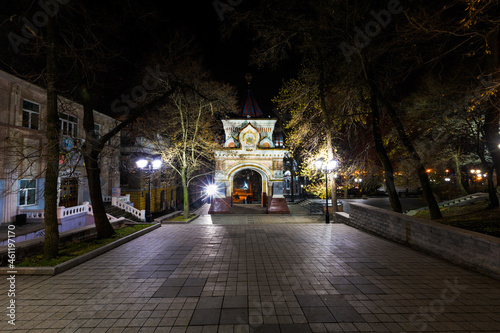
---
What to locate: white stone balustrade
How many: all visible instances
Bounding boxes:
[111,197,145,221]
[57,202,92,219]
[16,208,45,219]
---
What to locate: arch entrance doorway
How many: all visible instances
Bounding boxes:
[232,169,262,204]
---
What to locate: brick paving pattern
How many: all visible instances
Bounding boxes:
[1,223,499,332]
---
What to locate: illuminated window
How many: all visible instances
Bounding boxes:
[19,179,36,206]
[22,100,40,130]
[60,113,78,137]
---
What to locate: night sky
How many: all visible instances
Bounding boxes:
[171,0,293,115]
[0,0,293,116]
[111,0,293,116]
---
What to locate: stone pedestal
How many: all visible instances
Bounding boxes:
[267,197,290,214]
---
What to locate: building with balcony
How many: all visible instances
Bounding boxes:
[0,70,121,224]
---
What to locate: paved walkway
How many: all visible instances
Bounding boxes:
[2,223,500,332]
[192,203,323,225]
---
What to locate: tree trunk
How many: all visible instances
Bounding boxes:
[453,149,468,196]
[361,57,403,213]
[315,48,339,213]
[325,133,338,212]
[181,166,189,219]
[369,92,403,213]
[43,19,60,259]
[83,152,115,237]
[484,28,500,188]
[486,166,499,208]
[370,72,442,219]
[478,143,499,208]
[82,91,115,238]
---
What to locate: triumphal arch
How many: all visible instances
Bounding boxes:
[209,84,290,214]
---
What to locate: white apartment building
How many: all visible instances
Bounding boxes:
[0,70,121,223]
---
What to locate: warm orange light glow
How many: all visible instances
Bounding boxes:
[426,169,432,173]
[445,169,449,173]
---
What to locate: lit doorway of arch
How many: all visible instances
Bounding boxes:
[232,169,262,204]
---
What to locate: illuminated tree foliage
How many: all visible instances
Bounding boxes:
[140,61,237,219]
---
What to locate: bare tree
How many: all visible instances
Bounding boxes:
[140,62,237,219]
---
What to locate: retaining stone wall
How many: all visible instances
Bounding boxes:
[336,202,500,279]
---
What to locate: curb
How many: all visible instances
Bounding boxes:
[0,223,161,276]
[161,214,199,224]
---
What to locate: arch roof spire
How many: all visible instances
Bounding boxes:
[239,73,264,118]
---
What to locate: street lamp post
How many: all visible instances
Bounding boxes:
[136,158,162,222]
[470,169,481,193]
[354,178,362,198]
[315,158,338,224]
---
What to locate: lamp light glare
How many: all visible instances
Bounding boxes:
[206,184,218,196]
[315,158,324,170]
[136,159,148,169]
[327,159,338,171]
[152,159,162,170]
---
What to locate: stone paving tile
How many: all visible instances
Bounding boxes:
[2,223,500,332]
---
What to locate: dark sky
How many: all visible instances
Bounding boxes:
[187,1,291,114]
[0,0,293,115]
[102,0,291,115]
[148,0,293,115]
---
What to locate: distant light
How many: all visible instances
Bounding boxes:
[426,169,432,173]
[445,177,451,182]
[445,169,449,173]
[136,159,148,169]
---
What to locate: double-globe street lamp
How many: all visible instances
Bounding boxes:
[136,158,162,222]
[315,158,338,224]
[469,169,482,193]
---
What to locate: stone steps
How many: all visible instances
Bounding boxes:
[104,204,143,222]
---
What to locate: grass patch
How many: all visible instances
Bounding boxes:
[16,224,151,267]
[415,201,500,237]
[169,214,196,222]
